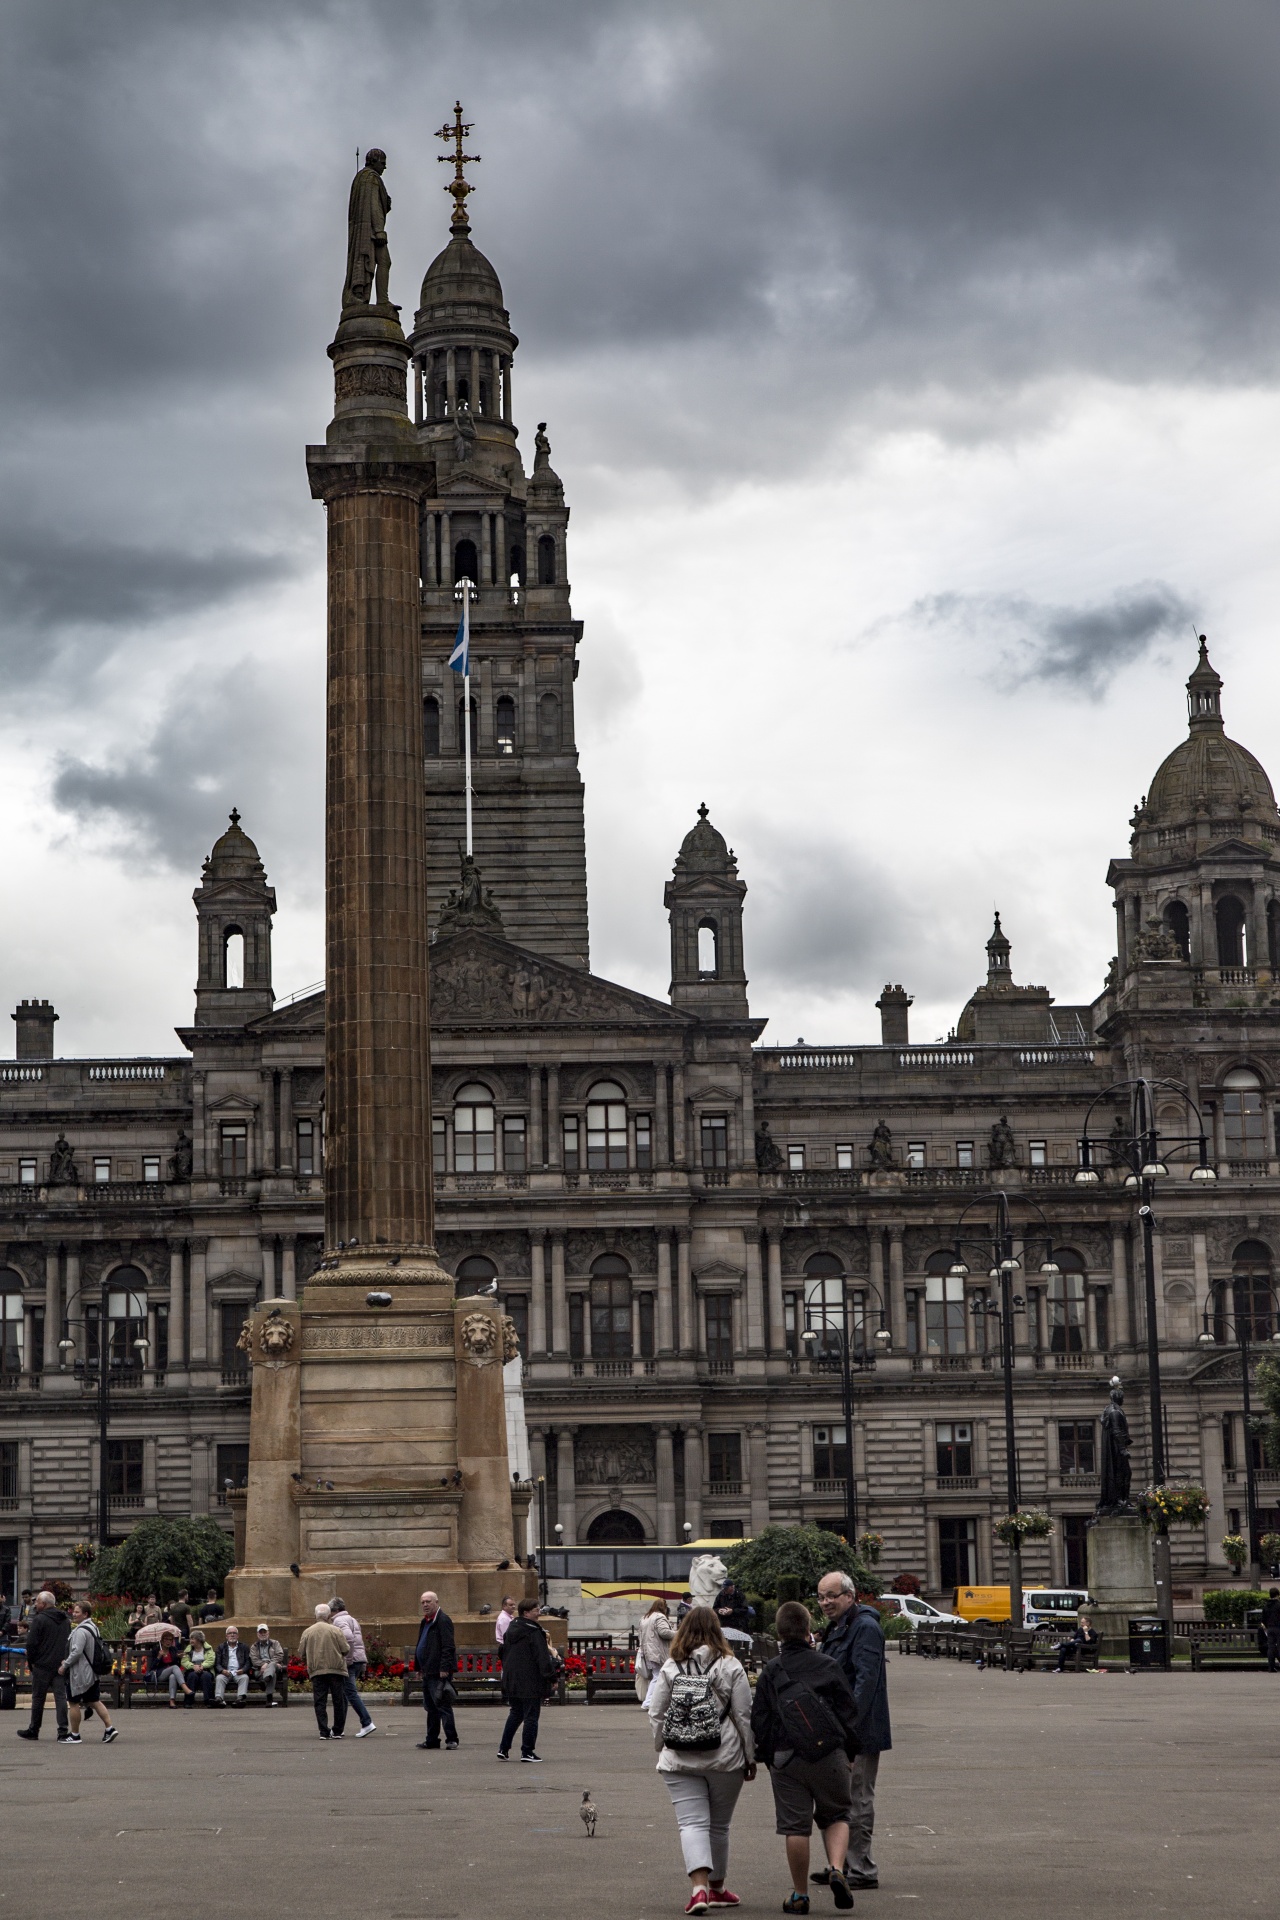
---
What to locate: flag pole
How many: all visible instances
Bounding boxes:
[462,580,473,856]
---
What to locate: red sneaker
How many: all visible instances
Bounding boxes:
[708,1892,741,1907]
[686,1893,710,1915]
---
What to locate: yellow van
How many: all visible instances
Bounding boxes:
[953,1585,1091,1625]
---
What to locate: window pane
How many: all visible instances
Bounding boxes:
[907,1142,925,1168]
[432,1117,446,1176]
[635,1114,652,1171]
[701,1116,729,1169]
[502,1116,526,1173]
[562,1116,580,1173]
[956,1141,974,1168]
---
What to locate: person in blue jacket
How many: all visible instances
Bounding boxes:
[813,1571,891,1890]
[413,1590,458,1751]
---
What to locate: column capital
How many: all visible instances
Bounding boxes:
[676,1226,692,1246]
[656,1423,673,1439]
[766,1224,783,1246]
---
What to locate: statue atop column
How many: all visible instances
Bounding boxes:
[343,148,393,311]
[754,1121,783,1173]
[868,1121,895,1171]
[987,1115,1017,1168]
[1097,1376,1134,1514]
[169,1128,193,1183]
[48,1134,78,1184]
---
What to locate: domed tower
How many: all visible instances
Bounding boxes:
[665,805,750,1017]
[1106,639,1280,990]
[407,105,588,967]
[192,811,276,1027]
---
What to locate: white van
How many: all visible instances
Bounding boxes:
[878,1592,967,1628]
[1022,1587,1092,1628]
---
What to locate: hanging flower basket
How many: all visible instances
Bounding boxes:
[1221,1533,1248,1573]
[857,1532,884,1566]
[1258,1531,1280,1566]
[1139,1485,1210,1529]
[71,1541,96,1571]
[993,1510,1053,1548]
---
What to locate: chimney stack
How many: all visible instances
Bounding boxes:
[13,1000,57,1061]
[876,984,912,1047]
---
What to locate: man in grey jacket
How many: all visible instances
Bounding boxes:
[59,1601,117,1744]
[16,1591,70,1742]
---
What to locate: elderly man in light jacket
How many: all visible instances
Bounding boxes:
[249,1624,287,1706]
[330,1595,376,1739]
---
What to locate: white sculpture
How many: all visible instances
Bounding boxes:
[688,1553,727,1608]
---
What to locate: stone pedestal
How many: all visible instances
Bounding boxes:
[1087,1514,1157,1660]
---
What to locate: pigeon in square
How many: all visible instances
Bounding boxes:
[580,1790,597,1838]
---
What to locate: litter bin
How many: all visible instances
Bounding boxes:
[1128,1617,1170,1670]
[0,1670,17,1711]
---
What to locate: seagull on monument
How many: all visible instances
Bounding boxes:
[580,1791,597,1838]
[477,1277,499,1296]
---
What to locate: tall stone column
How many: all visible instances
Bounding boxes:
[657,1231,674,1353]
[188,1239,208,1368]
[530,1232,547,1355]
[677,1230,694,1357]
[766,1228,784,1355]
[550,1233,567,1353]
[167,1241,187,1376]
[684,1426,703,1539]
[748,1424,770,1535]
[556,1427,577,1542]
[656,1426,676,1541]
[43,1246,59,1373]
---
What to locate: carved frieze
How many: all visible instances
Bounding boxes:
[429,934,678,1027]
[575,1424,656,1486]
[302,1322,451,1350]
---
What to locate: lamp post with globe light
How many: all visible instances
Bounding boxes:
[799,1278,891,1549]
[56,1279,150,1550]
[1198,1277,1280,1581]
[1075,1077,1216,1623]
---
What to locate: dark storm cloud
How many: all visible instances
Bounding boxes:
[900,581,1195,697]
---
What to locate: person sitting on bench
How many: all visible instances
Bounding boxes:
[1055,1613,1099,1671]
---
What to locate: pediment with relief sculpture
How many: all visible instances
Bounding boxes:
[428,929,690,1029]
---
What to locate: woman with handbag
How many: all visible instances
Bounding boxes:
[647,1605,755,1914]
[636,1598,675,1704]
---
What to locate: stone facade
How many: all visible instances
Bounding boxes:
[3,196,1280,1606]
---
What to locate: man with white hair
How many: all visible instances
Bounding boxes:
[297,1602,353,1740]
[16,1590,70,1742]
[814,1569,892,1891]
[412,1590,458,1750]
[213,1624,251,1706]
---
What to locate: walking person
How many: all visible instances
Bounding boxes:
[330,1597,376,1737]
[249,1623,288,1706]
[16,1589,70,1742]
[636,1597,675,1705]
[497,1598,561,1763]
[214,1625,251,1705]
[751,1602,859,1912]
[814,1573,891,1892]
[298,1603,351,1740]
[59,1601,118,1744]
[647,1603,756,1914]
[413,1591,459,1751]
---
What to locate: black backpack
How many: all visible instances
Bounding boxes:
[772,1665,847,1763]
[88,1624,112,1676]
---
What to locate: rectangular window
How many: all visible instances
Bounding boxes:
[18,1159,35,1185]
[568,1292,585,1359]
[635,1114,652,1171]
[907,1141,926,1169]
[562,1115,580,1174]
[813,1425,849,1480]
[705,1294,734,1364]
[1062,1515,1090,1588]
[106,1438,144,1502]
[836,1144,854,1171]
[454,1099,496,1174]
[503,1293,529,1353]
[1094,1288,1110,1350]
[220,1123,248,1179]
[216,1443,250,1504]
[787,1144,805,1172]
[142,1156,161,1183]
[1049,1275,1086,1354]
[502,1115,527,1173]
[936,1422,973,1478]
[1221,1411,1237,1470]
[93,1156,111,1184]
[1029,1140,1047,1167]
[587,1094,628,1171]
[0,1441,17,1501]
[926,1273,966,1354]
[220,1303,248,1374]
[702,1115,729,1169]
[153,1306,168,1374]
[432,1117,446,1177]
[937,1516,977,1590]
[784,1291,799,1356]
[1057,1421,1095,1474]
[956,1140,974,1169]
[639,1292,655,1358]
[297,1119,317,1177]
[708,1432,741,1487]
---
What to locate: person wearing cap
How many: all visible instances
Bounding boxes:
[249,1623,287,1706]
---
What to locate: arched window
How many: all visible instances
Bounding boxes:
[538,693,560,753]
[1217,895,1247,967]
[456,376,470,406]
[88,1266,148,1370]
[223,927,244,990]
[586,1508,646,1544]
[537,534,556,585]
[1163,900,1190,960]
[0,1271,23,1374]
[803,1251,846,1357]
[587,1081,628,1171]
[698,919,719,977]
[1223,1067,1267,1161]
[457,697,478,756]
[454,538,479,584]
[590,1253,632,1357]
[1230,1240,1275,1341]
[453,1082,496,1174]
[924,1250,965,1356]
[509,545,525,586]
[1048,1249,1086,1354]
[456,1254,498,1298]
[496,696,516,755]
[423,696,440,758]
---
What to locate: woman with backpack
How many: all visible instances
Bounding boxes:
[58,1601,118,1744]
[647,1604,756,1914]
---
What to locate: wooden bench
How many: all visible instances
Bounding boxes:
[1189,1626,1267,1671]
[122,1650,290,1707]
[584,1649,636,1704]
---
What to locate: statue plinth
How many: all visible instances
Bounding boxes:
[1086,1514,1157,1660]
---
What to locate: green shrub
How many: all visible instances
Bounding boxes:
[89,1516,234,1604]
[1202,1588,1268,1625]
[725,1525,869,1600]
[775,1574,804,1604]
[882,1613,913,1640]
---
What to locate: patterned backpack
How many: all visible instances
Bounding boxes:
[662,1658,729,1752]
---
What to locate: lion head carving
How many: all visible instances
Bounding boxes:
[259,1316,295,1358]
[501,1314,520,1364]
[460,1310,500,1363]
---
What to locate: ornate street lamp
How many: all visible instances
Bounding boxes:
[800,1277,891,1548]
[1076,1077,1215,1625]
[57,1280,150,1548]
[1198,1277,1280,1579]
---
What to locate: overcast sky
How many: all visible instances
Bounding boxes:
[5,0,1280,1056]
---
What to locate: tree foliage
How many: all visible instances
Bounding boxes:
[89,1516,234,1603]
[725,1524,870,1600]
[1255,1355,1280,1466]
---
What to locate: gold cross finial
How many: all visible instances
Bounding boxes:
[436,100,480,232]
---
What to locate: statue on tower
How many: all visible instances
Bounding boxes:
[533,422,552,472]
[343,148,392,310]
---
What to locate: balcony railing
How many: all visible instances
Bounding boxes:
[109,1493,145,1510]
[708,1480,742,1496]
[932,1475,980,1492]
[704,1359,735,1377]
[1058,1472,1100,1490]
[220,1367,249,1388]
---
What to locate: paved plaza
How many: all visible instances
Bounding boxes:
[4,1660,1272,1919]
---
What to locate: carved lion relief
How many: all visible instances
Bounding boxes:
[460,1310,500,1364]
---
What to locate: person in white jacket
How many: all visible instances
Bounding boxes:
[636,1598,676,1705]
[647,1606,756,1915]
[58,1602,117,1744]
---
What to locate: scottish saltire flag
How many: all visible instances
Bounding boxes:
[448,609,469,675]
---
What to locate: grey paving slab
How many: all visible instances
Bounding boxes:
[2,1661,1274,1920]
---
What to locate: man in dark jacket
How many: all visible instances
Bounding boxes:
[497,1599,561,1763]
[1262,1588,1280,1671]
[413,1590,458,1750]
[816,1571,892,1890]
[17,1590,71,1741]
[752,1601,859,1910]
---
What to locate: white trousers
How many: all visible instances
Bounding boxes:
[663,1769,746,1881]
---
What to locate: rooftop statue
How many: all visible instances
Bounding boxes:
[452,399,476,464]
[48,1134,78,1185]
[868,1120,895,1170]
[754,1121,783,1173]
[343,148,392,310]
[533,422,552,472]
[987,1115,1017,1169]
